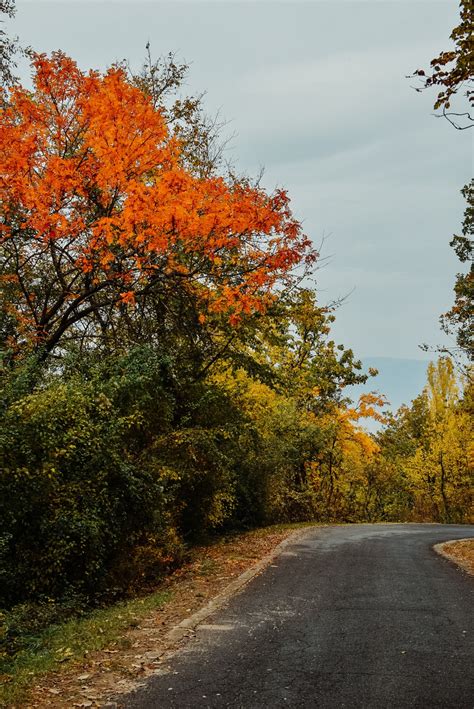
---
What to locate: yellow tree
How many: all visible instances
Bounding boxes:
[406,358,473,521]
[307,393,387,520]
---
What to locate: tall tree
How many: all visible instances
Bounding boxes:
[412,2,473,364]
[0,52,315,365]
[378,358,473,522]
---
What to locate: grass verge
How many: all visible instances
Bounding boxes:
[0,590,170,707]
[1,523,310,708]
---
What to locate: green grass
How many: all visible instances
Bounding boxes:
[0,589,171,707]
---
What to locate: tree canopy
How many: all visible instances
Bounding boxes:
[1,52,315,364]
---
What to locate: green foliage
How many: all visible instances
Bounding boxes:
[440,180,474,361]
[0,589,170,706]
[0,348,176,605]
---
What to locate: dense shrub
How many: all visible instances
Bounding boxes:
[0,349,286,607]
[0,349,175,605]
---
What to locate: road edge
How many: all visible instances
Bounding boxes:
[165,525,313,643]
[433,538,474,577]
[115,527,315,706]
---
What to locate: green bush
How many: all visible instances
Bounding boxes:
[0,348,174,606]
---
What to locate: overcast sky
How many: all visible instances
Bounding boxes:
[9,1,473,378]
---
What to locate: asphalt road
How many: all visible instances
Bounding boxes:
[125,524,474,709]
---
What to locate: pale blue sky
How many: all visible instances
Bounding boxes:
[8,1,473,408]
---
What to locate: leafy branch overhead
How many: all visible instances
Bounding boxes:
[412,0,473,129]
[440,180,474,362]
[1,0,19,86]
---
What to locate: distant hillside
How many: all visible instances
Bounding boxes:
[347,357,430,431]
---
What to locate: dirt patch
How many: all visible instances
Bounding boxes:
[22,526,308,708]
[434,538,474,576]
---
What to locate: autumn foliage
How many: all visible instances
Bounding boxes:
[413,0,473,129]
[378,358,473,523]
[1,52,314,359]
[0,49,472,659]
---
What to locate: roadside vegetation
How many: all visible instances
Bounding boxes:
[0,526,302,706]
[0,587,170,705]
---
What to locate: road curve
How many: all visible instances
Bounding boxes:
[124,524,474,709]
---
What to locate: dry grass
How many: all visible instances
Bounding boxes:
[436,538,474,576]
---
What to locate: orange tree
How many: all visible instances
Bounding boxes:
[0,52,315,365]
